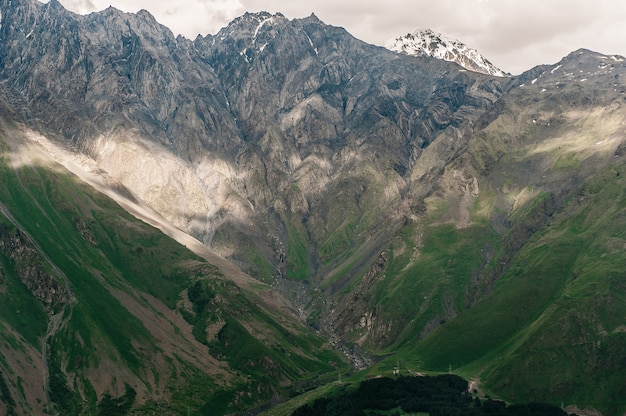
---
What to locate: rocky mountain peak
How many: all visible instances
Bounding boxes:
[560,48,626,69]
[513,48,626,90]
[208,11,293,63]
[384,28,509,77]
[304,12,321,22]
[217,11,287,40]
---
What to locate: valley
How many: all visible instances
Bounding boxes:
[0,0,625,414]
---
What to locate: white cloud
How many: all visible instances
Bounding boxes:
[45,0,245,38]
[50,0,97,14]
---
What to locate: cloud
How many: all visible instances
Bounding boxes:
[50,0,98,14]
[150,0,245,38]
[477,0,626,73]
[47,0,245,38]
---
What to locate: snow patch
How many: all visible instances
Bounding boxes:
[383,28,509,77]
[303,30,318,56]
[253,15,275,41]
[303,31,314,47]
[551,64,562,74]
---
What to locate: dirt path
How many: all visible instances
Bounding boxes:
[468,379,484,398]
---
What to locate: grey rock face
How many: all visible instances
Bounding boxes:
[0,0,240,156]
[194,11,504,283]
[0,224,69,313]
[0,0,505,333]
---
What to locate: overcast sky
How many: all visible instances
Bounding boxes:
[43,0,626,75]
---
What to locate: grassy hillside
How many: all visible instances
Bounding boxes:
[327,56,626,416]
[0,125,348,415]
[402,160,626,414]
[408,66,626,414]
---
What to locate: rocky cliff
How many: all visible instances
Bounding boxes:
[0,0,505,293]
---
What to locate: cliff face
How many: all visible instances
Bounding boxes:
[0,223,70,313]
[194,12,504,295]
[0,0,239,153]
[0,0,505,287]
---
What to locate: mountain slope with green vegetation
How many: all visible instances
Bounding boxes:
[0,118,348,415]
[333,51,626,415]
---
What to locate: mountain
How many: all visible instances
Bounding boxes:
[0,0,625,414]
[384,28,509,77]
[0,3,349,414]
[358,48,626,415]
[0,106,348,414]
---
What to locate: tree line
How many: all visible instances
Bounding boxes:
[292,375,573,416]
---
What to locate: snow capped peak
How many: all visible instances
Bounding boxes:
[384,29,509,77]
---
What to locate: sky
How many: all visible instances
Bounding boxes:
[41,0,626,75]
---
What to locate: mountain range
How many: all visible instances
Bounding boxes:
[0,0,625,415]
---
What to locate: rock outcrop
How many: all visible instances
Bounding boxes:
[0,224,69,313]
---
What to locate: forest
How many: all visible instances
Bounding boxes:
[292,375,574,416]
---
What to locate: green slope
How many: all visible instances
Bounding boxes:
[0,127,347,415]
[328,57,626,415]
[405,162,626,414]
